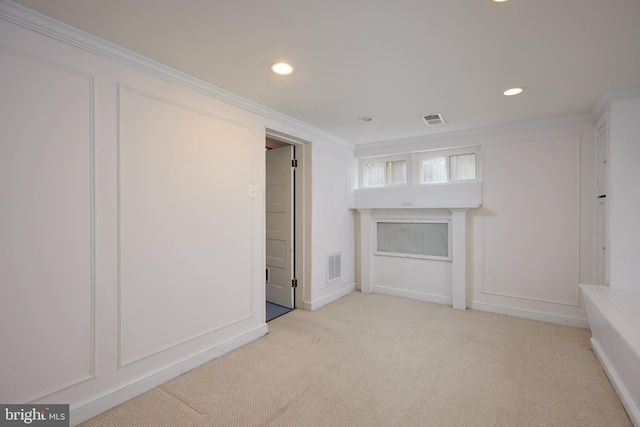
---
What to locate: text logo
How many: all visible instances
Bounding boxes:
[1,405,69,427]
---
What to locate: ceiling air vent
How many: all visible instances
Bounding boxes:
[421,113,446,126]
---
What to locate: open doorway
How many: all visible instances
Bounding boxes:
[265,132,305,321]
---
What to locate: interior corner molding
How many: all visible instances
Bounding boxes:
[0,0,354,151]
[592,86,640,121]
[306,284,356,311]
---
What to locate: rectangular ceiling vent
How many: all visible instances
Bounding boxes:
[421,113,446,126]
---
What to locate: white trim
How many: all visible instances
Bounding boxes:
[468,300,589,328]
[449,208,468,310]
[303,284,356,311]
[581,284,640,426]
[355,114,593,154]
[368,289,588,327]
[69,324,268,426]
[590,338,640,427]
[265,128,308,146]
[591,87,640,124]
[373,286,452,306]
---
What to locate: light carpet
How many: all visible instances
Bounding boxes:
[80,292,631,426]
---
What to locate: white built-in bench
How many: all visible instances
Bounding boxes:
[581,284,640,426]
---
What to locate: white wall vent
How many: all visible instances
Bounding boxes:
[327,253,342,283]
[421,113,446,126]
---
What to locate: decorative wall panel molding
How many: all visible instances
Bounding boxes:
[0,48,96,402]
[481,136,581,306]
[117,87,255,366]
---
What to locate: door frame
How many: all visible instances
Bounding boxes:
[266,129,310,310]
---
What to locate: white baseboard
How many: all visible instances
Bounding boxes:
[304,283,356,311]
[70,324,268,426]
[373,286,453,306]
[369,288,589,328]
[591,337,640,427]
[469,300,589,328]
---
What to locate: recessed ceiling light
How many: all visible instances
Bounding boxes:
[271,62,293,75]
[503,87,523,96]
[359,116,374,122]
[493,0,508,2]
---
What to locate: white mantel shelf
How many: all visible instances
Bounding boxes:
[352,181,482,211]
[352,182,482,310]
[351,204,480,210]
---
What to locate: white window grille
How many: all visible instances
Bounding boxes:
[375,220,451,261]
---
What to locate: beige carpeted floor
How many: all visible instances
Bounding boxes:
[80,292,632,427]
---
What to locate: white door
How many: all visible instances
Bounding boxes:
[266,145,295,308]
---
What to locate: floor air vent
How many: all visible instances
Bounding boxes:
[327,253,342,283]
[421,113,446,126]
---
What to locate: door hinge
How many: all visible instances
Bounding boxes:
[292,159,298,168]
[291,278,298,288]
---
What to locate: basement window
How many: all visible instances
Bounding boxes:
[360,156,409,188]
[357,147,479,189]
[418,149,477,184]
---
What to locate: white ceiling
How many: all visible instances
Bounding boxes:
[12,0,640,145]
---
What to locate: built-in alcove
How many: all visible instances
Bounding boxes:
[352,182,481,309]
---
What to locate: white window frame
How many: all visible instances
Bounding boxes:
[357,147,481,189]
[414,147,480,185]
[374,219,452,261]
[358,155,410,189]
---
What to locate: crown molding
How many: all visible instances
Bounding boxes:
[356,86,640,154]
[355,113,593,155]
[0,0,354,151]
[591,86,640,122]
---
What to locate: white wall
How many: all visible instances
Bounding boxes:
[0,13,267,417]
[307,143,357,309]
[0,4,357,424]
[608,96,640,292]
[355,121,595,326]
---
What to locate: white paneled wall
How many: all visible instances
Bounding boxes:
[118,88,256,369]
[308,144,357,309]
[481,136,581,306]
[356,122,595,326]
[0,12,267,424]
[0,4,359,423]
[0,45,95,404]
[608,97,640,292]
[470,126,595,326]
[582,97,640,423]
